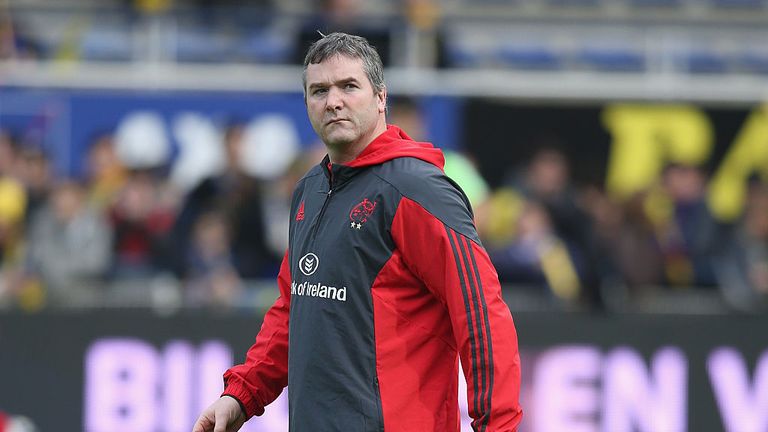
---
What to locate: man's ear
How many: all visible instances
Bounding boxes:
[377,87,387,114]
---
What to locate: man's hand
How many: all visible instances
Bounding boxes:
[192,396,247,432]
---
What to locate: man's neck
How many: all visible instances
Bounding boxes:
[327,142,365,165]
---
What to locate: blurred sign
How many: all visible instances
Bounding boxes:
[0,89,460,178]
[0,310,766,431]
[0,90,316,178]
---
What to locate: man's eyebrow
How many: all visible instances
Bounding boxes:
[308,77,359,89]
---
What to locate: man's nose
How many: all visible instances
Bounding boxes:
[325,87,343,111]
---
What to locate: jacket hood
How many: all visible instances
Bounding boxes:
[345,125,445,171]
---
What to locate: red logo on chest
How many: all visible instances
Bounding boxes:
[349,198,376,229]
[296,201,305,221]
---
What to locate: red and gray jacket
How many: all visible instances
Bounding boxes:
[222,125,522,431]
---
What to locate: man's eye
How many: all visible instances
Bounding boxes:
[313,88,327,95]
[345,83,358,89]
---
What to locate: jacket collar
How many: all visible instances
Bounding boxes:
[321,125,445,187]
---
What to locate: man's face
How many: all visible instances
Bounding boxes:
[305,55,386,153]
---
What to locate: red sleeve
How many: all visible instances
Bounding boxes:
[222,250,291,418]
[391,197,523,431]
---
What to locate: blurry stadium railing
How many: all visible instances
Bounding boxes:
[4,2,768,103]
[3,61,768,103]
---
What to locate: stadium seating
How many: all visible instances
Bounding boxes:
[497,44,563,70]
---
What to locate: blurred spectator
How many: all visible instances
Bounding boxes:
[171,123,277,280]
[400,0,450,68]
[387,96,427,140]
[0,132,26,271]
[24,179,112,307]
[184,210,244,308]
[512,147,592,250]
[0,174,25,265]
[85,133,128,210]
[502,146,599,305]
[15,145,52,225]
[480,187,524,252]
[294,0,392,66]
[583,187,666,303]
[0,130,18,178]
[108,170,175,278]
[444,151,491,214]
[650,163,717,287]
[488,198,582,305]
[0,16,42,60]
[714,180,768,312]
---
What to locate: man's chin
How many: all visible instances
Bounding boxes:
[324,132,356,148]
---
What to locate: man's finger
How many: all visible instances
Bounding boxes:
[212,414,228,432]
[192,415,212,432]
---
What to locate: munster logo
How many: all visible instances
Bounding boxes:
[349,198,376,230]
[299,253,319,276]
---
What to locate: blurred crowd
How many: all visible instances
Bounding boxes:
[0,120,314,312]
[1,98,766,314]
[479,149,765,312]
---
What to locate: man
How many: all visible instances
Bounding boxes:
[193,32,522,432]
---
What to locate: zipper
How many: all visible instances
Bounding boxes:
[374,375,384,431]
[309,163,335,244]
[310,187,333,243]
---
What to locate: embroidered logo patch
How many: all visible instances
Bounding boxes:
[296,201,305,221]
[299,253,319,276]
[349,198,376,230]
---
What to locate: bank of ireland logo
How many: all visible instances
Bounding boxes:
[299,253,319,276]
[349,198,377,230]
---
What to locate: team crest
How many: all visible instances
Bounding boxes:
[349,198,376,230]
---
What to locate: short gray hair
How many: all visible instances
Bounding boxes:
[302,32,385,95]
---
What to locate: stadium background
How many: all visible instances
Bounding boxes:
[1,0,767,431]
